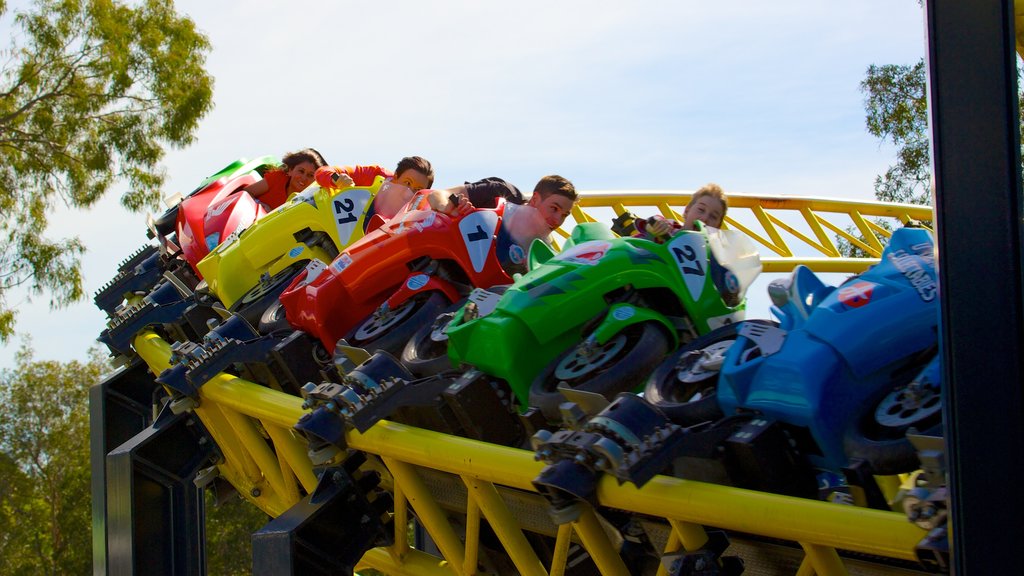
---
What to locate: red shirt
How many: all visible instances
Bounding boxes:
[258,169,290,209]
[315,165,392,188]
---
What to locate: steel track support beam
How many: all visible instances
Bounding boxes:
[106,408,215,575]
[90,359,164,575]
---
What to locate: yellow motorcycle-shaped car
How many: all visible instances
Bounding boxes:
[197,177,386,323]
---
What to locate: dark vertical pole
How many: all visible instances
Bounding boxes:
[925,1,1024,573]
[90,360,164,576]
[106,408,214,576]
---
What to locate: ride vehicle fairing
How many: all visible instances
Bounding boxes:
[195,176,386,312]
[94,156,278,317]
[277,190,521,358]
[97,157,290,357]
[532,225,942,513]
[438,220,761,422]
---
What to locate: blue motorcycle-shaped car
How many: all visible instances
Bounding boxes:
[532,225,942,513]
[645,224,941,480]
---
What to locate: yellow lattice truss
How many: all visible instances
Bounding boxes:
[567,190,933,273]
[131,192,935,576]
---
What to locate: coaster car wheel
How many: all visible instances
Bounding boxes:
[530,321,670,423]
[844,355,942,475]
[229,262,306,331]
[345,291,450,357]
[644,320,778,426]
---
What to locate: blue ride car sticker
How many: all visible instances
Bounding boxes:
[667,233,708,302]
[612,306,635,321]
[332,188,372,244]
[887,246,937,302]
[553,241,611,265]
[508,243,525,265]
[288,245,305,259]
[406,274,430,291]
[459,211,500,273]
[329,253,353,275]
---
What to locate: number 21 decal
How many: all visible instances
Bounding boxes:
[668,233,708,302]
[334,197,357,224]
[331,189,372,243]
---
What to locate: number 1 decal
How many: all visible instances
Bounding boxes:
[668,233,709,302]
[466,225,489,243]
[459,212,499,273]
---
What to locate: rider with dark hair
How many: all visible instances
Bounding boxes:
[315,155,435,231]
[244,147,328,210]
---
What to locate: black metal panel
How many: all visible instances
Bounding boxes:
[925,0,1024,573]
[90,359,164,575]
[251,456,392,576]
[106,408,216,576]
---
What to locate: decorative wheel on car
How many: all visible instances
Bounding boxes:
[529,320,670,423]
[345,291,449,357]
[401,309,458,377]
[232,262,307,330]
[644,320,778,426]
[845,354,942,475]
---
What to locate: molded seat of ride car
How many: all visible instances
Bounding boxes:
[528,222,614,269]
[571,221,616,243]
[767,265,835,331]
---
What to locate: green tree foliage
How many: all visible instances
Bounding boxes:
[0,0,214,341]
[0,346,266,574]
[862,60,931,206]
[861,57,1024,207]
[0,345,108,575]
[205,488,270,575]
[842,57,1024,256]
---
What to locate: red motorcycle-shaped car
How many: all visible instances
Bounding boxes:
[276,190,522,358]
[95,156,278,317]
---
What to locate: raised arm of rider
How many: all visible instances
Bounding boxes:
[462,177,525,208]
[314,165,392,189]
[426,187,474,215]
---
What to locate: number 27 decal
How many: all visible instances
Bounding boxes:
[668,233,708,301]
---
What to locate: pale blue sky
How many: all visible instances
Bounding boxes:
[0,0,927,367]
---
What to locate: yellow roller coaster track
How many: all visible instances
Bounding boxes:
[129,192,936,576]
[567,191,933,273]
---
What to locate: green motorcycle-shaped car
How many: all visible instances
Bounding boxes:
[436,220,761,422]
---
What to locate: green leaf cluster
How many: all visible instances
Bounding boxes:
[0,0,214,342]
[0,345,107,574]
[842,56,1024,257]
[861,60,932,206]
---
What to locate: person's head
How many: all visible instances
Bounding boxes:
[526,175,577,232]
[375,156,434,218]
[282,148,328,194]
[394,156,434,189]
[683,183,727,230]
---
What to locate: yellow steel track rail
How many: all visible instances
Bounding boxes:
[567,191,933,272]
[133,327,929,576]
